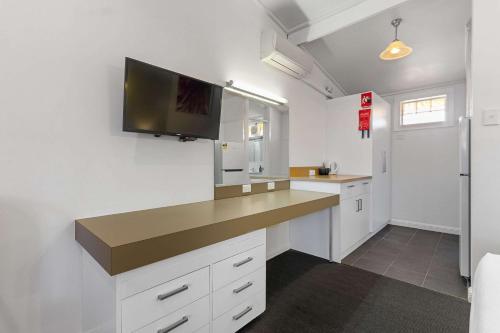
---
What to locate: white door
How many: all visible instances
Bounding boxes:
[371,97,391,232]
[459,116,470,278]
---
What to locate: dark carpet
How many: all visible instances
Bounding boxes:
[240,250,470,333]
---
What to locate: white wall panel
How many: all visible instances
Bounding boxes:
[0,0,342,331]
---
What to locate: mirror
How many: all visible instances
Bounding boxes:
[214,91,289,186]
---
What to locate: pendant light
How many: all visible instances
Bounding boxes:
[379,18,413,60]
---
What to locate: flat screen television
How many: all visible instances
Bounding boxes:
[123,57,223,140]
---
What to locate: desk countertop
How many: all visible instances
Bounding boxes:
[290,175,372,184]
[76,189,339,275]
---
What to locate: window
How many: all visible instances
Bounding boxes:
[400,95,447,126]
[392,86,456,131]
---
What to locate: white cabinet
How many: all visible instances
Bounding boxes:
[340,197,359,253]
[212,245,266,290]
[212,267,266,319]
[340,193,370,254]
[82,229,266,333]
[290,179,374,262]
[326,92,391,232]
[121,267,210,332]
[134,296,210,333]
[212,291,266,333]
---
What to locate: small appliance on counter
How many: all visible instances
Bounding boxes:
[330,161,339,175]
[318,161,338,175]
[318,166,330,175]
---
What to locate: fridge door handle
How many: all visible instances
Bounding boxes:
[382,150,387,174]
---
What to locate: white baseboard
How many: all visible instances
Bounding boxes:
[341,222,389,260]
[390,218,460,235]
[266,244,290,260]
[371,221,389,235]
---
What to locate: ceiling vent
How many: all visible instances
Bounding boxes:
[261,30,314,79]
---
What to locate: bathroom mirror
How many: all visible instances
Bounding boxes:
[214,90,289,186]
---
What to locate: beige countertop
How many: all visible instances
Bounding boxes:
[76,189,339,275]
[290,174,372,183]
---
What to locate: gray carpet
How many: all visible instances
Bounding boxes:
[240,250,470,333]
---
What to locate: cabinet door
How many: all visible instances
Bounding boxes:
[340,198,360,253]
[357,194,370,241]
[340,194,370,253]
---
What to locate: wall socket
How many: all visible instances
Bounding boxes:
[242,184,252,193]
[483,109,500,126]
[309,169,316,176]
[267,182,275,190]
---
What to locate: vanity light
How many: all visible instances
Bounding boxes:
[379,18,413,61]
[224,80,288,106]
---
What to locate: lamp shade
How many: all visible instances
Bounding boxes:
[379,39,413,60]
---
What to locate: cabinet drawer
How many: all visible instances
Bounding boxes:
[212,291,266,333]
[122,267,209,333]
[134,296,210,333]
[213,245,265,291]
[213,266,266,319]
[359,180,371,195]
[340,182,362,200]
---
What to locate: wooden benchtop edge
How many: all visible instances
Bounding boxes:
[75,189,339,275]
[290,175,372,183]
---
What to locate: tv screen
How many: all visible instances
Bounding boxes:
[123,58,223,140]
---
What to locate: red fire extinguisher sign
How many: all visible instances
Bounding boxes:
[361,92,372,108]
[359,109,371,131]
[359,109,371,138]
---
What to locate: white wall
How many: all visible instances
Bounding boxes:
[325,93,373,175]
[385,82,466,234]
[0,1,343,332]
[470,0,500,275]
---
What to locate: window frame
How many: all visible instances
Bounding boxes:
[392,86,455,131]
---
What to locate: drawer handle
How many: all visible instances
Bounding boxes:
[362,182,369,185]
[233,257,253,268]
[233,281,253,294]
[157,316,188,333]
[157,284,189,301]
[347,185,355,188]
[232,306,253,321]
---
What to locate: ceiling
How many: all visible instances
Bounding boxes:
[258,0,366,33]
[260,0,471,95]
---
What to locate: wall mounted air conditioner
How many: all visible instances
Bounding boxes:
[261,30,314,79]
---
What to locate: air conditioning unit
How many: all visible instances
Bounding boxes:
[261,30,314,79]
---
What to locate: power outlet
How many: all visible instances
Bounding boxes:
[267,182,275,190]
[483,109,500,126]
[242,184,252,193]
[309,169,316,176]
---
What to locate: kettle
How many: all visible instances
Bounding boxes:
[319,161,339,175]
[330,162,339,175]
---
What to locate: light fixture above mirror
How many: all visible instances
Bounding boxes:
[224,80,288,106]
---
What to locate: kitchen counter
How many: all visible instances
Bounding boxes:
[76,189,339,275]
[290,174,372,183]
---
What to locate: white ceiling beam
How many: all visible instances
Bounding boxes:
[288,0,412,45]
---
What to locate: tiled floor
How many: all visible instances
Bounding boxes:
[342,225,468,299]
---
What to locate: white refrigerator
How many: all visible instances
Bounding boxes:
[214,141,249,185]
[459,116,471,278]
